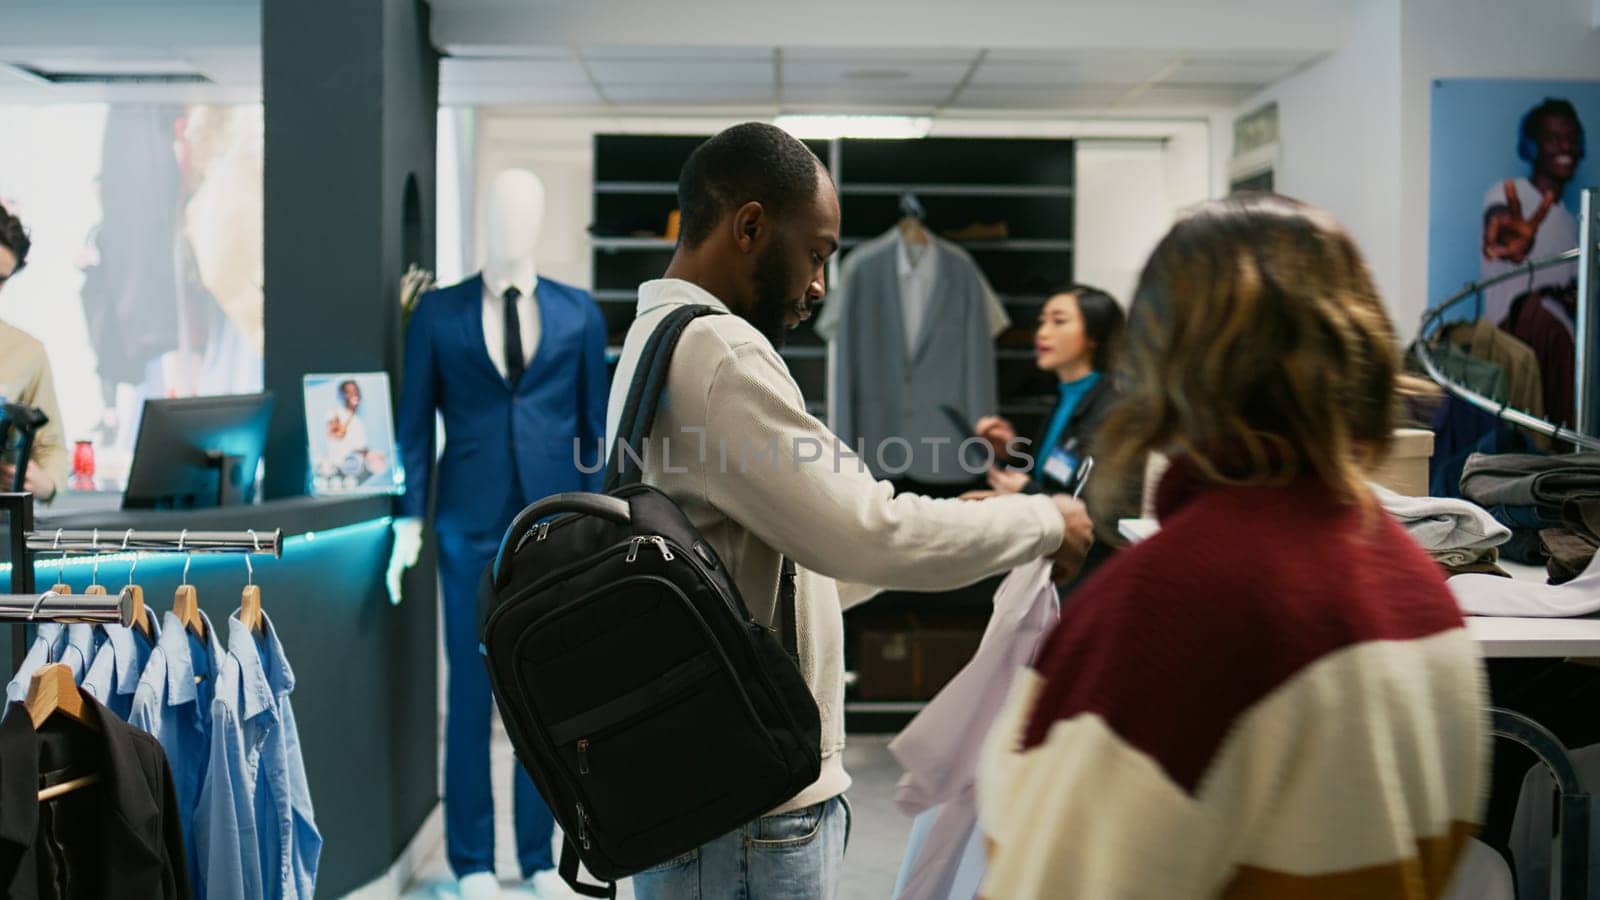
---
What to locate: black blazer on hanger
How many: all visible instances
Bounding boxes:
[0,697,190,900]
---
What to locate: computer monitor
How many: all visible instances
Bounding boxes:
[123,392,275,510]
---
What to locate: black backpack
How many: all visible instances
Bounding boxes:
[478,304,822,898]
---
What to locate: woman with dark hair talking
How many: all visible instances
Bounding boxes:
[973,285,1130,582]
[976,285,1124,497]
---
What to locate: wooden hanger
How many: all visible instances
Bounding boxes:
[173,584,204,639]
[239,585,263,636]
[238,530,264,636]
[118,531,151,640]
[173,530,205,639]
[29,657,103,801]
[25,663,94,731]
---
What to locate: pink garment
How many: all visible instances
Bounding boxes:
[889,560,1059,899]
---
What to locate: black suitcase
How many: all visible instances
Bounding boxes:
[479,304,822,897]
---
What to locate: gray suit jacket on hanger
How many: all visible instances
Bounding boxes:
[822,230,998,484]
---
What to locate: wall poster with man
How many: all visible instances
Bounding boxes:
[1428,79,1598,430]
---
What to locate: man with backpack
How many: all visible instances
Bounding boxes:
[602,122,1092,899]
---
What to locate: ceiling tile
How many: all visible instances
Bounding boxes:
[1163,60,1301,85]
[581,45,772,61]
[445,43,573,60]
[782,83,952,106]
[952,84,1132,109]
[781,59,970,87]
[441,57,591,87]
[782,48,980,64]
[439,82,602,107]
[602,82,775,103]
[1118,83,1259,108]
[971,56,1174,87]
[584,58,773,85]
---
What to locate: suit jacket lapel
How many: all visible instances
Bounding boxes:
[458,274,509,389]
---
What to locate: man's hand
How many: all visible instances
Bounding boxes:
[987,465,1030,494]
[1049,495,1094,584]
[387,517,425,605]
[1484,179,1555,264]
[0,461,56,501]
[974,415,1017,461]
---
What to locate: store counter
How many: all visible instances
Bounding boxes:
[3,494,439,897]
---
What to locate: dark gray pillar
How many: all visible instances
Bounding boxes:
[264,0,437,500]
[263,0,440,893]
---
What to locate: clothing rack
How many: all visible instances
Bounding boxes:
[1,491,282,665]
[1415,246,1600,453]
[0,589,132,625]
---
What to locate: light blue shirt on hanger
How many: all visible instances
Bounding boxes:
[82,612,162,721]
[197,611,321,900]
[130,608,224,897]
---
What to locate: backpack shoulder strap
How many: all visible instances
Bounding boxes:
[605,304,723,491]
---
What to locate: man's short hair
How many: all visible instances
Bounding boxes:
[0,203,30,271]
[676,123,824,248]
[1519,97,1585,163]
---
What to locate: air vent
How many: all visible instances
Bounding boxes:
[14,65,212,86]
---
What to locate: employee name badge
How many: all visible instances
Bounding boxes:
[1042,445,1080,489]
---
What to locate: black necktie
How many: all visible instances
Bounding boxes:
[503,286,525,386]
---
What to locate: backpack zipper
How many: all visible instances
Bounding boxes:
[576,802,593,850]
[576,739,590,774]
[626,536,675,563]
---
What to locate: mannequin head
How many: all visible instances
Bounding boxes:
[483,168,546,288]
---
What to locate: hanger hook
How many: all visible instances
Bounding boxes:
[52,528,66,578]
[122,528,138,586]
[179,529,191,586]
[90,528,100,587]
[245,529,260,586]
[29,589,52,621]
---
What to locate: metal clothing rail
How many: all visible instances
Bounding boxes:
[23,528,283,558]
[0,589,133,626]
[1414,246,1600,453]
[1,492,283,664]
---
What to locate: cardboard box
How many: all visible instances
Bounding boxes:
[1371,428,1435,497]
[858,617,984,700]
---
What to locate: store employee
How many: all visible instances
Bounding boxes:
[0,203,67,501]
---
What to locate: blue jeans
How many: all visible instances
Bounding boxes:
[439,525,556,879]
[631,797,852,900]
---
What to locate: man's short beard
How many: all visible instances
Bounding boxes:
[749,234,796,347]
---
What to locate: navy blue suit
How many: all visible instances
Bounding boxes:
[398,273,606,879]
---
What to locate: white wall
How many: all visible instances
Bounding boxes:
[1074,140,1173,302]
[1234,0,1406,328]
[1397,0,1600,328]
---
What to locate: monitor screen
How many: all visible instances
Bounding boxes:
[123,392,274,510]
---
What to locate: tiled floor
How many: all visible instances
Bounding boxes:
[399,720,913,899]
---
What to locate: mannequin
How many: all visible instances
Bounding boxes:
[392,169,607,899]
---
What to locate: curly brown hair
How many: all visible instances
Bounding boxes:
[0,202,29,274]
[1091,193,1403,513]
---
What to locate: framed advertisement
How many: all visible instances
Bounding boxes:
[303,372,403,496]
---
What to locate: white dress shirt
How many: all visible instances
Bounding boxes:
[894,231,1009,353]
[482,274,541,380]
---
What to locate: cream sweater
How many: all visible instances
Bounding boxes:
[606,279,1065,814]
[0,320,68,496]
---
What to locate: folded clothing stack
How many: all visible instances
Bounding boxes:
[1370,482,1511,577]
[1459,452,1600,581]
[1544,497,1600,584]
